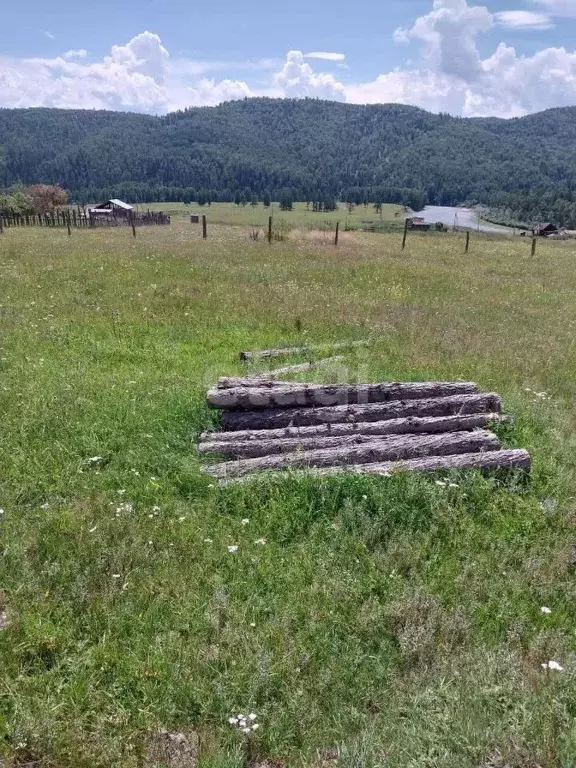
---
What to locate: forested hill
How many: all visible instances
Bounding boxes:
[2,98,576,223]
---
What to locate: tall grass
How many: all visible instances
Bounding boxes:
[0,222,574,767]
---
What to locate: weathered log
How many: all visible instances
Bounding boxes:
[219,450,532,484]
[201,413,509,444]
[203,430,501,479]
[220,392,502,431]
[199,413,508,459]
[216,378,300,389]
[239,340,369,361]
[217,356,345,388]
[208,381,479,411]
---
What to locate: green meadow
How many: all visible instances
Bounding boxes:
[0,220,575,767]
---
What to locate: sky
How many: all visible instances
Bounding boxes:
[2,0,576,117]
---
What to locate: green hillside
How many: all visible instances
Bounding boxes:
[1,98,576,224]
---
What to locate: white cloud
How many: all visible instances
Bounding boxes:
[346,0,576,117]
[495,10,553,28]
[273,50,346,100]
[304,52,346,62]
[43,31,55,40]
[5,3,576,118]
[394,0,493,81]
[0,31,252,112]
[63,49,88,60]
[534,0,576,16]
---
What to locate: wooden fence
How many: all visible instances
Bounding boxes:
[0,210,170,229]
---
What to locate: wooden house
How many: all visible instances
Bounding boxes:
[406,216,431,231]
[534,222,558,237]
[88,199,134,219]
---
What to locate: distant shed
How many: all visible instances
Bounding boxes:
[406,216,431,231]
[88,199,134,218]
[534,222,558,237]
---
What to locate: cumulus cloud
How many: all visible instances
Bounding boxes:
[495,10,553,28]
[346,0,576,117]
[273,50,346,100]
[394,0,493,81]
[0,31,252,112]
[5,2,576,117]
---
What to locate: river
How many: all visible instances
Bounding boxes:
[413,206,508,234]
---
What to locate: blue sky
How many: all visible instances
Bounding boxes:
[2,0,576,116]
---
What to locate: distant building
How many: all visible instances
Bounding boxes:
[406,216,431,231]
[88,199,134,218]
[534,222,558,237]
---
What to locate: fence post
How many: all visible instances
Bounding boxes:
[531,237,537,257]
[131,214,137,238]
[268,215,273,244]
[0,218,3,235]
[67,212,72,236]
[335,221,339,246]
[402,218,409,250]
[465,231,470,254]
[202,214,207,239]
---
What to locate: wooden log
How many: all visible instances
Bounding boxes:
[239,340,369,361]
[219,450,532,484]
[199,413,508,458]
[202,412,508,444]
[216,378,300,389]
[208,381,479,411]
[220,392,502,431]
[203,430,501,479]
[217,356,346,388]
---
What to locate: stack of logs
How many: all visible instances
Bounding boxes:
[199,376,531,483]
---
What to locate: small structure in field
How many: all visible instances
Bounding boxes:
[406,216,431,231]
[88,199,134,219]
[190,214,200,223]
[534,222,558,237]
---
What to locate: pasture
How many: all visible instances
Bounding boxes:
[0,220,575,767]
[134,201,405,230]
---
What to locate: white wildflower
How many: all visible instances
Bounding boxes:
[541,606,552,614]
[241,518,250,526]
[362,495,368,500]
[542,660,563,671]
[89,525,98,533]
[112,574,121,579]
[179,516,186,522]
[435,480,447,487]
[229,711,259,734]
[254,538,267,545]
[40,502,50,510]
[0,509,4,515]
[228,545,239,554]
[87,456,103,463]
[250,622,256,628]
[204,538,213,543]
[449,483,459,488]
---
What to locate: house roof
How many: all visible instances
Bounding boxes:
[93,199,134,210]
[108,199,134,210]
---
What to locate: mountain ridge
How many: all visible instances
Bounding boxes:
[1,98,575,223]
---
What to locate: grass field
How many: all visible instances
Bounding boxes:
[1,221,576,767]
[136,201,405,231]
